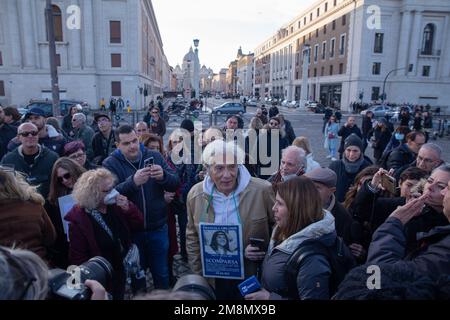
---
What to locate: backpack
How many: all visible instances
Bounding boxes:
[284,236,356,299]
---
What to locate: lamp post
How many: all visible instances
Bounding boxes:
[45,0,60,117]
[193,39,200,100]
[300,44,311,109]
[381,66,411,105]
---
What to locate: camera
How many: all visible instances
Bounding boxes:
[48,256,113,300]
[173,274,216,300]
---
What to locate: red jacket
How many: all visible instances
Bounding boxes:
[65,202,144,265]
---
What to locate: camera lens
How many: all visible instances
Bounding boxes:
[79,256,113,288]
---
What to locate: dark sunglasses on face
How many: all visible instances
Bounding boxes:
[57,172,72,183]
[19,131,38,137]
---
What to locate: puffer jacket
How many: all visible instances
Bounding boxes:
[103,144,179,231]
[261,211,337,300]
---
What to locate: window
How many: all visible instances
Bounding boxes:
[329,65,333,75]
[324,25,327,34]
[325,2,328,12]
[339,34,346,55]
[339,63,344,74]
[316,29,319,38]
[47,5,63,42]
[332,20,336,30]
[111,81,121,96]
[422,66,431,77]
[309,32,311,41]
[291,26,294,33]
[321,66,325,76]
[314,44,319,62]
[111,54,121,68]
[421,24,435,55]
[371,87,380,101]
[0,81,4,96]
[298,21,301,28]
[372,62,381,75]
[303,35,306,43]
[322,42,326,59]
[0,51,2,66]
[374,33,384,53]
[330,38,335,58]
[342,14,346,26]
[110,21,121,44]
[55,54,61,67]
[334,0,337,6]
[314,68,317,77]
[317,8,320,17]
[310,13,313,21]
[304,17,307,25]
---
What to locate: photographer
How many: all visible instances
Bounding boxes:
[0,246,108,300]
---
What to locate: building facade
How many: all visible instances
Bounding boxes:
[0,0,171,109]
[253,0,450,111]
[235,47,254,97]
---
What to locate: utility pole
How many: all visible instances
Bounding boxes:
[45,0,61,117]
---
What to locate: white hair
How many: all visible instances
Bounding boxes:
[420,143,442,159]
[73,113,86,123]
[282,145,307,168]
[202,139,245,167]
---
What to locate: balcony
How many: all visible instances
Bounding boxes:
[418,49,441,58]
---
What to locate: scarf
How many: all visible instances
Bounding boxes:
[342,155,365,174]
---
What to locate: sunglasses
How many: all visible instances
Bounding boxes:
[18,131,38,137]
[57,172,72,183]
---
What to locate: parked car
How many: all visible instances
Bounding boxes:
[385,105,413,122]
[213,102,245,115]
[19,99,90,117]
[246,99,258,107]
[360,105,391,117]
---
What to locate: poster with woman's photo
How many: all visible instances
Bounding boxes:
[199,223,244,279]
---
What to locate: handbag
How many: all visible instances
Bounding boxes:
[328,132,335,139]
[87,209,146,294]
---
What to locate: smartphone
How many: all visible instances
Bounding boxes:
[249,237,265,250]
[144,157,154,168]
[381,174,397,194]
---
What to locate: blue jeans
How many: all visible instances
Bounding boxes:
[133,224,169,289]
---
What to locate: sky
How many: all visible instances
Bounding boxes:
[152,0,317,73]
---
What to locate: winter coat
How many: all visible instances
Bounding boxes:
[361,116,374,138]
[367,217,450,281]
[328,157,372,203]
[0,200,56,261]
[324,122,339,151]
[370,127,392,161]
[338,125,362,154]
[326,195,354,245]
[0,123,17,161]
[283,120,296,145]
[65,203,144,266]
[186,168,275,280]
[261,211,336,300]
[102,145,179,231]
[73,124,95,160]
[1,145,58,198]
[386,144,416,172]
[92,130,116,165]
[146,117,166,137]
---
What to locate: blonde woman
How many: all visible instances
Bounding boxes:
[0,169,56,261]
[65,168,144,299]
[292,136,321,173]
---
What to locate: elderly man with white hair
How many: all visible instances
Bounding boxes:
[72,112,95,160]
[186,139,275,299]
[268,145,307,186]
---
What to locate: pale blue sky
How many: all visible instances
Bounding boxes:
[152,0,317,73]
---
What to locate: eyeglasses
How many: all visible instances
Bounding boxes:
[18,131,38,137]
[68,152,85,160]
[151,111,159,114]
[57,172,72,183]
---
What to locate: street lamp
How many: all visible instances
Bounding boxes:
[300,44,311,108]
[193,39,200,100]
[381,65,412,105]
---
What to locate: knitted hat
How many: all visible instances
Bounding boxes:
[344,133,363,152]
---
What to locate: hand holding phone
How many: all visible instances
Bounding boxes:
[249,237,265,250]
[144,157,154,168]
[381,174,397,194]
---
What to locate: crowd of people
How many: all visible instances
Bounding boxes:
[0,101,449,300]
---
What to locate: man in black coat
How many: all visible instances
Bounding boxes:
[337,116,362,159]
[0,106,17,161]
[92,113,116,165]
[386,131,426,175]
[361,111,374,152]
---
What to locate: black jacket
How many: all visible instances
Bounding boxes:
[92,130,116,165]
[386,144,416,172]
[370,128,392,161]
[0,123,17,161]
[338,125,363,154]
[361,116,373,137]
[283,120,296,145]
[329,197,354,245]
[1,145,58,198]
